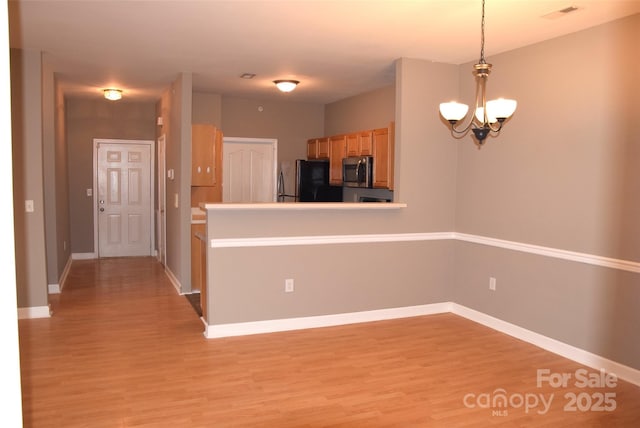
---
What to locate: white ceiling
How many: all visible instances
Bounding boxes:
[8,0,640,104]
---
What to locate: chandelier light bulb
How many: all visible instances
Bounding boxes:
[439,102,469,122]
[486,98,517,120]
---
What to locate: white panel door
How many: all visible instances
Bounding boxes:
[97,142,152,257]
[223,139,276,203]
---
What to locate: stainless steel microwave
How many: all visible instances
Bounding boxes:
[342,156,373,188]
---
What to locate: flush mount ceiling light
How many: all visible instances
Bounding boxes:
[103,88,123,101]
[439,0,517,145]
[273,80,299,93]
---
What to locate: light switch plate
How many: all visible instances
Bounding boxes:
[25,200,34,213]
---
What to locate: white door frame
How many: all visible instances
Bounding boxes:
[222,137,278,202]
[157,134,167,266]
[92,138,155,258]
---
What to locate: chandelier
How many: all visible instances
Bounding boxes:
[439,0,517,145]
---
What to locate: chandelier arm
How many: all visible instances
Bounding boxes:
[487,120,504,133]
[448,109,476,135]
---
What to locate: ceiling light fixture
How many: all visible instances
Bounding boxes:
[439,0,517,145]
[103,88,123,101]
[273,80,299,93]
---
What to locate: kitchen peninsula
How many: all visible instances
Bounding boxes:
[197,201,408,332]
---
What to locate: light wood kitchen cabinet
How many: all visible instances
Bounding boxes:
[345,131,373,157]
[346,133,359,157]
[359,131,373,156]
[191,124,222,187]
[307,121,394,189]
[307,137,329,160]
[191,223,205,292]
[307,139,317,159]
[372,123,395,190]
[317,137,330,159]
[191,223,207,321]
[329,134,346,185]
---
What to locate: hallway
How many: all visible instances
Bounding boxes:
[19,257,205,427]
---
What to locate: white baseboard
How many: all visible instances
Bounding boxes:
[18,305,51,319]
[59,255,72,292]
[449,303,640,388]
[163,266,182,295]
[48,255,73,294]
[71,252,96,260]
[202,301,640,387]
[204,303,450,339]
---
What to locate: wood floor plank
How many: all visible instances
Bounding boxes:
[18,257,640,427]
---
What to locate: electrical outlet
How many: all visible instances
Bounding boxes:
[489,277,497,291]
[285,278,294,293]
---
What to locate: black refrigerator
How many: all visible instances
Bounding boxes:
[295,159,343,202]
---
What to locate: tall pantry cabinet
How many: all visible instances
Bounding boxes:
[191,124,222,320]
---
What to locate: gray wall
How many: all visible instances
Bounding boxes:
[453,13,640,370]
[162,73,193,291]
[193,91,222,126]
[66,98,157,254]
[42,53,71,287]
[10,48,48,308]
[324,84,395,136]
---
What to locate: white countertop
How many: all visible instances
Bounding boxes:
[200,202,406,211]
[191,207,206,224]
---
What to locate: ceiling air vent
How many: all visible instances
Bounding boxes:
[543,5,580,20]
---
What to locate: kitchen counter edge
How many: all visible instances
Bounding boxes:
[200,202,407,211]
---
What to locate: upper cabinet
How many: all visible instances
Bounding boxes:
[372,123,394,190]
[346,131,373,157]
[307,137,329,160]
[191,124,223,204]
[192,124,222,186]
[329,135,346,185]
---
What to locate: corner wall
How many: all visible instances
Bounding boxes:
[453,14,640,369]
[10,48,48,310]
[162,73,193,291]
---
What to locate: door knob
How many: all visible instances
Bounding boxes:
[99,207,105,212]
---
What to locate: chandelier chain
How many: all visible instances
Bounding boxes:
[479,0,486,64]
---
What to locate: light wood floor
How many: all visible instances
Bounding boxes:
[19,257,640,427]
